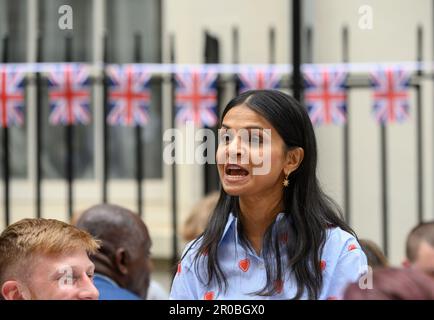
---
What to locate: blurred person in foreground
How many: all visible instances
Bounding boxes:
[76,204,155,300]
[0,218,99,300]
[343,267,434,300]
[404,221,434,279]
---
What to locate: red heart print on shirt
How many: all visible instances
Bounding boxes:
[238,258,250,272]
[320,260,326,271]
[348,244,357,251]
[204,291,214,300]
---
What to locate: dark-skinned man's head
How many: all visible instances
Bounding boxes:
[76,204,152,299]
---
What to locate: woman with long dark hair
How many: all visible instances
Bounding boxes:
[170,90,367,300]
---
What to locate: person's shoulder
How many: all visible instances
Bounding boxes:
[325,226,355,241]
[94,276,142,300]
[321,227,367,282]
[180,214,235,257]
[180,237,204,262]
[324,226,362,255]
[99,287,142,300]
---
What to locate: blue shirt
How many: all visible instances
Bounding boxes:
[170,213,367,300]
[94,274,142,300]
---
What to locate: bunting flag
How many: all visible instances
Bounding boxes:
[237,66,281,93]
[304,67,348,126]
[0,64,26,128]
[175,68,218,127]
[47,63,91,125]
[370,67,411,123]
[106,64,151,126]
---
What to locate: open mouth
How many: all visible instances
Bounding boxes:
[224,164,249,176]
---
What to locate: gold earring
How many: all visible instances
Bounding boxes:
[282,173,290,187]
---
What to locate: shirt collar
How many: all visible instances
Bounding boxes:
[220,211,288,244]
[217,213,236,246]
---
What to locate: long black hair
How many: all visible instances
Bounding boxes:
[187,90,355,299]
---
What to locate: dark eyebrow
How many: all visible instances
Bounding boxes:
[221,124,265,130]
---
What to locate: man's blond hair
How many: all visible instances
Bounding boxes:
[0,218,100,284]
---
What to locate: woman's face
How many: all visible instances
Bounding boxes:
[216,104,300,197]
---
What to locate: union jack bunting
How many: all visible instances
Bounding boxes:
[47,63,91,125]
[237,66,281,93]
[106,64,151,126]
[304,67,348,126]
[370,67,411,123]
[0,64,26,128]
[175,68,218,127]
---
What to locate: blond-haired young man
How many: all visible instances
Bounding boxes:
[0,218,100,300]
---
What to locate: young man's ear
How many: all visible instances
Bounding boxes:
[1,281,26,300]
[284,147,304,176]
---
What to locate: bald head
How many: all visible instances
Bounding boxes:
[76,204,149,250]
[76,204,152,298]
